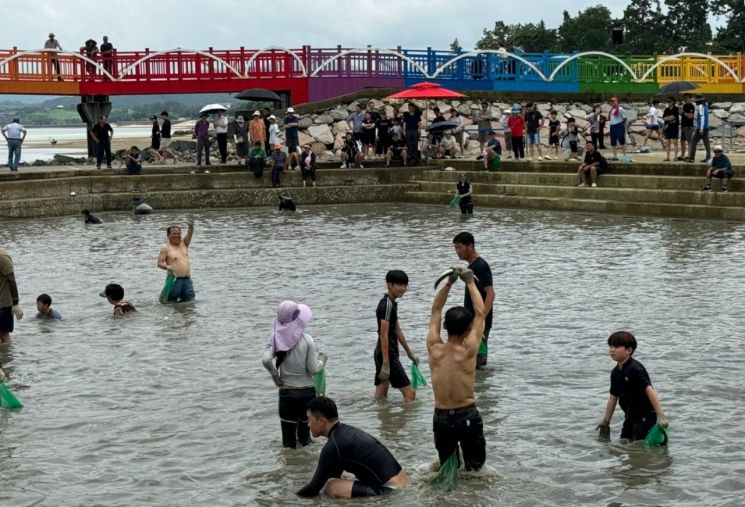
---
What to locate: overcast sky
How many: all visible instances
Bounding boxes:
[1,0,723,52]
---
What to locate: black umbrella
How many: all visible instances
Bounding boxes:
[426,120,460,133]
[234,88,282,103]
[656,81,700,95]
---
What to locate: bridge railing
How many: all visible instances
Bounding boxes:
[308,46,406,78]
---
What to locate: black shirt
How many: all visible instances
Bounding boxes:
[91,123,113,142]
[389,138,406,151]
[548,119,560,136]
[456,181,472,203]
[84,214,102,224]
[681,103,695,127]
[161,119,171,138]
[663,105,679,126]
[100,42,113,53]
[297,423,403,497]
[464,257,493,330]
[376,119,391,140]
[402,111,421,130]
[151,123,160,138]
[610,357,655,422]
[584,150,605,167]
[525,110,543,133]
[375,294,399,359]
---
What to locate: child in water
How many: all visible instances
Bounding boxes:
[36,294,62,319]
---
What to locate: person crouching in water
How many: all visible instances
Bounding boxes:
[374,270,419,403]
[261,300,327,448]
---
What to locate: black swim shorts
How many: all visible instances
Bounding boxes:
[0,306,13,333]
[373,353,410,389]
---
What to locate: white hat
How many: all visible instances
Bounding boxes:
[503,108,512,113]
[714,145,723,151]
[252,110,260,116]
[287,107,295,113]
[269,115,276,120]
[237,116,245,123]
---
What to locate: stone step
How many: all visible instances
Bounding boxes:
[421,171,743,192]
[1,183,419,219]
[414,181,745,207]
[405,191,745,221]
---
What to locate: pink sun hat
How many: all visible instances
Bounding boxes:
[268,300,312,351]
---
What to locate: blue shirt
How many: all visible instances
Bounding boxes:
[347,112,365,133]
[711,154,732,171]
[695,103,709,129]
[37,309,62,319]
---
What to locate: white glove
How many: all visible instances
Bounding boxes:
[12,305,23,321]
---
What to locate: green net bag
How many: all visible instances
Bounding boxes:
[431,452,458,492]
[411,362,426,390]
[644,423,668,447]
[313,369,326,397]
[448,196,461,208]
[478,339,488,356]
[489,155,501,172]
[159,271,176,304]
[0,383,23,409]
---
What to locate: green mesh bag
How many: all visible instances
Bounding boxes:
[448,196,461,208]
[313,369,326,397]
[478,339,488,356]
[0,383,23,409]
[644,423,668,447]
[159,271,176,304]
[489,155,501,172]
[431,452,458,491]
[411,362,426,390]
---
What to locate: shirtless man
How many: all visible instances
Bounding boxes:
[427,267,486,471]
[157,215,196,303]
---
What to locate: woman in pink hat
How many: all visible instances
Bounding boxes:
[262,300,328,448]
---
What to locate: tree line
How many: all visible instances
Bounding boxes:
[466,0,744,54]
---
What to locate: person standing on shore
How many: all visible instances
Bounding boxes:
[262,107,272,154]
[150,115,161,151]
[2,118,27,172]
[608,96,627,161]
[249,111,265,149]
[427,267,486,471]
[157,216,196,303]
[194,113,211,166]
[0,247,23,344]
[213,111,229,164]
[44,32,63,81]
[158,111,177,162]
[453,232,494,370]
[90,116,113,169]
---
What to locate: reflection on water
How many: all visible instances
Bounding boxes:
[1,204,744,506]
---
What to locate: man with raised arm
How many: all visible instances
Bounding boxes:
[157,215,196,303]
[427,267,486,471]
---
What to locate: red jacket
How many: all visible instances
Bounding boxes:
[508,115,525,137]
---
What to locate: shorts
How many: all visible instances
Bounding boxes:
[645,124,660,131]
[621,414,657,441]
[0,306,13,333]
[352,132,363,142]
[374,352,410,388]
[478,130,489,144]
[161,137,172,148]
[443,148,457,156]
[351,482,392,498]
[549,135,559,146]
[433,405,486,471]
[663,126,679,140]
[681,126,694,143]
[712,170,733,179]
[609,123,626,146]
[168,276,196,303]
[526,132,540,145]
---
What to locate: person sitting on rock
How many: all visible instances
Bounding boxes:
[340,132,364,169]
[386,132,408,167]
[124,146,142,175]
[438,130,460,159]
[702,145,733,192]
[576,142,607,188]
[248,140,267,178]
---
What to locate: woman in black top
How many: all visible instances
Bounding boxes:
[455,173,473,215]
[662,96,680,161]
[150,116,161,150]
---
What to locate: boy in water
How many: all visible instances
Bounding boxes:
[374,270,419,402]
[100,283,137,316]
[36,294,61,319]
[597,331,669,441]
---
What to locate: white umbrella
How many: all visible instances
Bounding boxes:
[199,103,229,115]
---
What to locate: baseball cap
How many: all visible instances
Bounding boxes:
[268,115,276,120]
[287,107,295,113]
[714,145,723,151]
[253,110,260,116]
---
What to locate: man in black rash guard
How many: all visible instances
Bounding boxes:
[297,397,409,498]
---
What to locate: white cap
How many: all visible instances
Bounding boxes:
[268,115,276,120]
[503,108,512,113]
[253,110,260,116]
[287,107,295,113]
[714,145,723,151]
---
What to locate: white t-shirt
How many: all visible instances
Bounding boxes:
[268,124,280,144]
[2,122,26,139]
[213,116,228,134]
[647,106,659,127]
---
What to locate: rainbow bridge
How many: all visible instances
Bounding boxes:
[2,46,745,103]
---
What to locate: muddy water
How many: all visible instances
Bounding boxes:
[1,204,744,506]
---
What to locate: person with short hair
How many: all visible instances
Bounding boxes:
[248,110,265,148]
[524,102,544,161]
[157,215,196,303]
[375,110,392,158]
[560,117,582,161]
[81,209,102,224]
[44,32,63,80]
[402,103,422,163]
[587,105,604,154]
[385,132,408,167]
[438,130,460,159]
[234,116,248,160]
[2,118,27,172]
[158,111,177,162]
[662,96,680,162]
[299,144,316,187]
[284,107,300,154]
[688,95,711,163]
[247,140,266,178]
[678,93,695,161]
[194,113,211,166]
[90,115,113,169]
[213,110,229,164]
[149,115,161,151]
[0,247,23,343]
[36,294,61,319]
[268,143,288,188]
[702,145,733,192]
[297,396,409,498]
[483,131,502,171]
[576,142,608,188]
[507,106,525,159]
[453,232,494,369]
[455,173,473,214]
[596,331,668,441]
[427,266,486,471]
[547,110,561,159]
[607,96,627,161]
[374,270,418,403]
[499,108,513,159]
[361,112,377,159]
[124,146,142,175]
[474,101,493,154]
[100,284,136,316]
[100,35,114,77]
[262,301,327,448]
[340,132,364,169]
[642,99,662,148]
[346,104,365,145]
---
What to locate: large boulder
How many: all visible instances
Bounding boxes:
[712,109,730,119]
[567,109,587,119]
[298,117,314,129]
[170,140,197,151]
[53,154,77,164]
[726,112,745,123]
[314,114,334,125]
[333,132,345,150]
[368,98,385,110]
[332,120,349,135]
[728,103,745,114]
[311,142,327,155]
[298,131,314,147]
[307,124,334,145]
[330,108,348,121]
[708,115,724,128]
[711,102,732,110]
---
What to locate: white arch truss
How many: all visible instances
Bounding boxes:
[638,52,741,82]
[244,46,307,77]
[431,50,548,81]
[310,47,429,78]
[118,48,243,80]
[0,49,116,80]
[547,51,640,82]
